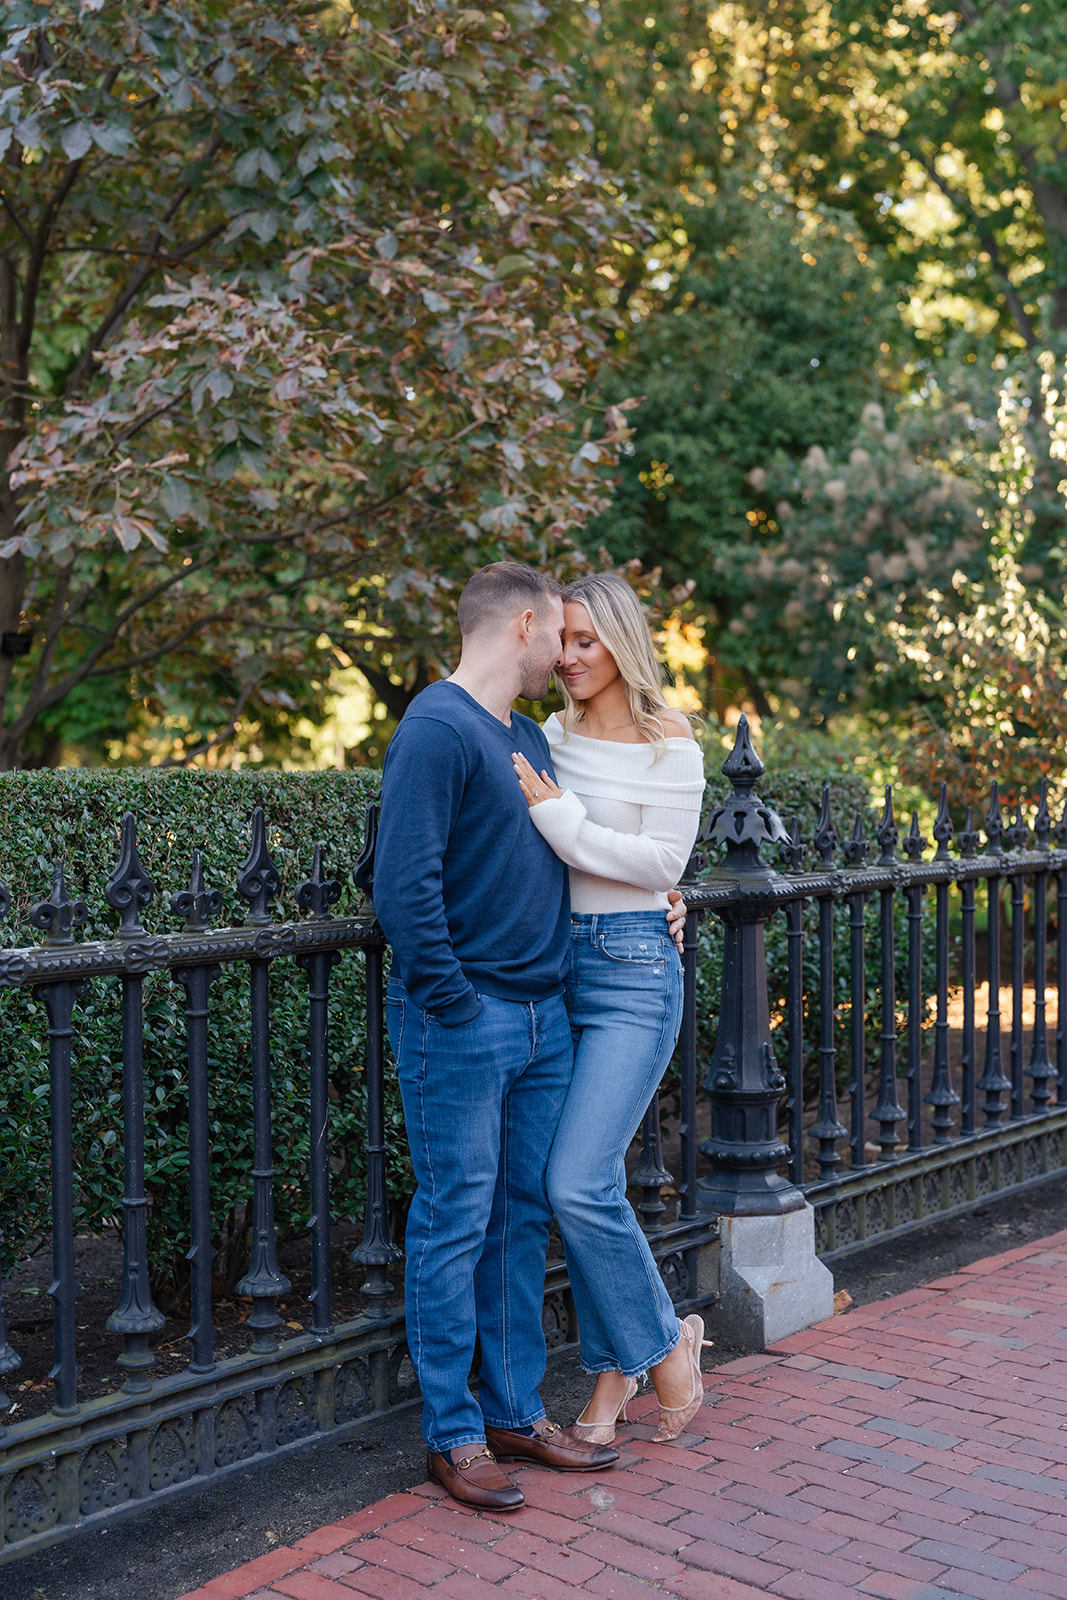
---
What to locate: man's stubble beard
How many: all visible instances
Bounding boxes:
[518,659,555,702]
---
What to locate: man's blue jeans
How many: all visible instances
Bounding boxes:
[548,912,684,1376]
[386,979,573,1454]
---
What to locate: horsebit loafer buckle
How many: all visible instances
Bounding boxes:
[456,1448,495,1471]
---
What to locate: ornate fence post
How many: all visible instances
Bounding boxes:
[170,851,223,1373]
[234,808,292,1351]
[697,717,834,1345]
[104,814,166,1391]
[31,863,88,1414]
[296,843,342,1337]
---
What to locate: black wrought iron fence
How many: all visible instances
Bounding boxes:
[0,805,714,1563]
[680,723,1067,1262]
[2,727,1067,1563]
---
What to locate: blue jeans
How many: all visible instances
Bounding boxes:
[386,980,573,1453]
[547,912,685,1376]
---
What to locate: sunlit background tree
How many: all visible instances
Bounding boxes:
[3,0,1066,792]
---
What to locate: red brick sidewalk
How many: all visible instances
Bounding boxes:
[176,1230,1067,1600]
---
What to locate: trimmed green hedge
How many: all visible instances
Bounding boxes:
[0,769,385,1287]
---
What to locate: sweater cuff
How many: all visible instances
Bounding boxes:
[530,788,586,841]
[431,989,484,1028]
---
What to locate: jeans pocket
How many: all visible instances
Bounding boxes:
[385,993,407,1064]
[599,930,672,967]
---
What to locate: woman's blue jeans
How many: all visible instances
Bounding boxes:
[386,979,573,1454]
[548,912,685,1376]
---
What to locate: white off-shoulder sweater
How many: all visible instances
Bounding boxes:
[530,713,706,913]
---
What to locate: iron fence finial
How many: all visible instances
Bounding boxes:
[1035,777,1051,853]
[236,807,281,924]
[933,782,953,861]
[903,810,928,861]
[30,862,88,945]
[779,815,808,873]
[105,813,156,937]
[958,804,980,858]
[844,808,871,868]
[702,715,787,876]
[353,802,379,898]
[170,850,223,931]
[813,785,838,869]
[876,785,898,864]
[1007,803,1029,854]
[297,843,342,920]
[985,780,1004,855]
[1055,797,1067,850]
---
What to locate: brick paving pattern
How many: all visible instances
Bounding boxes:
[176,1231,1067,1600]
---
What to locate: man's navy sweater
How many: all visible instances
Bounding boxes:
[373,680,570,1026]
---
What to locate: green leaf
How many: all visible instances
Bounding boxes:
[207,369,234,403]
[158,476,193,519]
[248,211,279,243]
[212,443,241,481]
[493,254,536,279]
[12,116,42,150]
[91,122,135,156]
[60,122,93,161]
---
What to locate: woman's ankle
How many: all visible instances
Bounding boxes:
[578,1369,631,1423]
[650,1330,691,1404]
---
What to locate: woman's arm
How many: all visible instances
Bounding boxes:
[511,752,697,947]
[511,750,700,891]
[525,789,698,891]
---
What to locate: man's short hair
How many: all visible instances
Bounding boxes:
[457,562,562,637]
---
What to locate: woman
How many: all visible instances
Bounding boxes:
[511,573,709,1443]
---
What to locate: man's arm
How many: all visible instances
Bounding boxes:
[372,719,482,1026]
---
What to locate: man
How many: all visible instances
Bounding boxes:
[373,562,617,1511]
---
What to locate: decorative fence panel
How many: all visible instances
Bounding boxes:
[2,729,1067,1561]
[0,807,714,1563]
[684,738,1067,1260]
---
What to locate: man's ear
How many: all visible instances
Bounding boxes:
[518,607,536,641]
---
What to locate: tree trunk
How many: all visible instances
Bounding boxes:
[358,660,432,724]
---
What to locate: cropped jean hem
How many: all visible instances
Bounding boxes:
[578,1322,681,1379]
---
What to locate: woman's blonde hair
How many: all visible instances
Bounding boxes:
[557,573,682,751]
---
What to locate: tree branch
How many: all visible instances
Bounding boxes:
[22,563,72,709]
[64,142,226,399]
[16,158,87,388]
[890,139,1038,346]
[157,678,259,767]
[51,222,231,266]
[14,61,124,381]
[62,245,162,399]
[7,556,215,736]
[0,192,31,247]
[357,658,430,722]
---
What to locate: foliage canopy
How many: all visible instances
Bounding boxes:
[0,0,634,767]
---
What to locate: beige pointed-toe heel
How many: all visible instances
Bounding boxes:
[573,1375,639,1444]
[652,1316,713,1442]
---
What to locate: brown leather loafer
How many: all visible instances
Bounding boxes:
[427,1446,524,1509]
[485,1418,619,1472]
